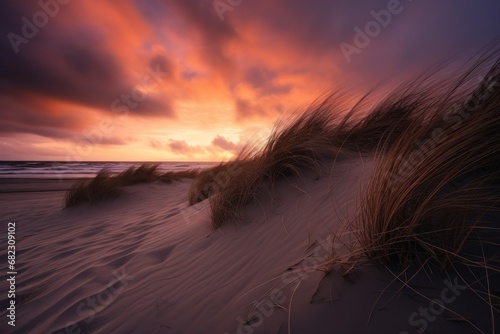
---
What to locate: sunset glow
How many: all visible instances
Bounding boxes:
[1,0,499,161]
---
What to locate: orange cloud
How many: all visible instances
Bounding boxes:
[2,0,500,161]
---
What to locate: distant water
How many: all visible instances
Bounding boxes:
[0,161,216,179]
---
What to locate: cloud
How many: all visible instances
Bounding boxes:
[166,0,239,77]
[211,135,239,152]
[149,138,205,156]
[149,135,242,158]
[1,26,124,108]
[0,137,66,161]
[243,67,293,96]
[0,1,176,120]
[0,95,85,138]
[168,139,205,155]
[149,138,166,150]
[234,98,267,120]
[2,0,500,161]
[73,135,131,147]
[169,140,192,154]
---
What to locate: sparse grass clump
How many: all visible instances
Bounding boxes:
[188,160,249,205]
[207,108,347,228]
[116,164,161,185]
[64,164,199,207]
[64,170,123,207]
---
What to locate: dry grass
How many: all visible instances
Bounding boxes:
[200,85,451,229]
[64,170,123,207]
[358,51,500,270]
[64,164,199,207]
[198,50,500,329]
[115,164,161,185]
[62,47,500,330]
[345,49,500,331]
[205,107,351,229]
[203,50,500,283]
[188,160,248,205]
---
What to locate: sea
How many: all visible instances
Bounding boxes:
[0,161,216,179]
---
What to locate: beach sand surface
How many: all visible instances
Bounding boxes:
[0,156,494,333]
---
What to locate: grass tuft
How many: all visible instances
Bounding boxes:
[199,89,442,228]
[64,164,199,207]
[358,53,500,271]
[64,170,123,207]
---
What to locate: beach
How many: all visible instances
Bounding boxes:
[1,44,500,334]
[0,155,496,333]
[3,1,500,333]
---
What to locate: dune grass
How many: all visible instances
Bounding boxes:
[199,79,460,228]
[115,164,161,185]
[196,48,500,299]
[206,108,348,229]
[61,46,500,330]
[317,50,500,331]
[61,47,500,330]
[65,47,500,278]
[65,170,123,207]
[188,160,248,205]
[64,164,198,207]
[358,52,500,271]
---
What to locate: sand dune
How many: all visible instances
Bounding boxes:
[1,158,368,333]
[1,155,496,333]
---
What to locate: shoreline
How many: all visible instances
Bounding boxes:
[0,178,88,193]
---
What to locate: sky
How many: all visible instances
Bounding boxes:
[1,0,499,162]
